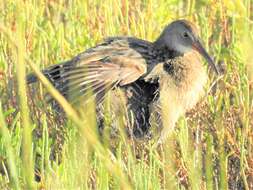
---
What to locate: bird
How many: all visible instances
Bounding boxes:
[27,19,219,143]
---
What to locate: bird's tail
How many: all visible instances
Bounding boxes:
[26,60,73,85]
[26,60,75,111]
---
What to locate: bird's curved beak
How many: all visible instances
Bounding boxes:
[192,40,219,75]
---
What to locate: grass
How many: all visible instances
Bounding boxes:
[0,0,253,189]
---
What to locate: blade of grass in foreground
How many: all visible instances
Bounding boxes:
[0,102,20,190]
[15,2,35,188]
[26,57,132,190]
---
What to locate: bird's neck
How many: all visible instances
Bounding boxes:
[157,51,207,113]
[152,43,183,62]
[161,51,207,90]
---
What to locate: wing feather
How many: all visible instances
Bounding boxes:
[28,39,148,106]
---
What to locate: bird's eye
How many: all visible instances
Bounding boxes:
[183,32,189,38]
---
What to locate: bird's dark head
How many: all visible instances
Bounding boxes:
[154,19,219,75]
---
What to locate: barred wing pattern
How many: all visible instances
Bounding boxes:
[27,39,148,105]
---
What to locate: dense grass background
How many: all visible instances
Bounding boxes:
[0,0,253,189]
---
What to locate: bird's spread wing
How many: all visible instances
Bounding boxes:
[27,39,148,105]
